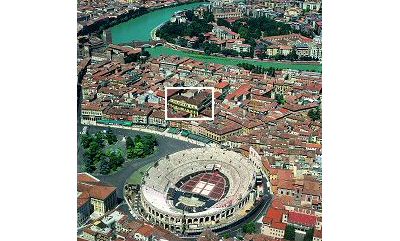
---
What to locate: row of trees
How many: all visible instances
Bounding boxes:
[126,134,157,159]
[237,63,279,76]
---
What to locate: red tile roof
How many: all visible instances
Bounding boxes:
[78,182,116,201]
[78,173,99,183]
[271,221,287,230]
[233,84,251,96]
[262,207,283,224]
[314,229,322,238]
[276,169,294,181]
[77,173,116,202]
[288,211,317,227]
[136,224,154,237]
[215,81,229,89]
[271,196,295,209]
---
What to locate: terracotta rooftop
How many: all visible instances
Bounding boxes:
[288,211,317,227]
[136,224,154,237]
[262,207,283,224]
[77,173,116,201]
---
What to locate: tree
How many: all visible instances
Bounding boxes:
[267,67,276,77]
[126,136,134,149]
[141,50,150,57]
[202,43,220,55]
[142,134,157,155]
[198,34,205,44]
[308,106,321,121]
[256,52,267,60]
[143,134,157,147]
[106,131,118,145]
[185,10,195,21]
[93,151,104,165]
[242,222,256,234]
[85,141,101,161]
[238,26,249,40]
[94,132,105,148]
[99,158,111,175]
[221,49,239,57]
[192,40,200,49]
[109,151,124,171]
[203,11,214,23]
[134,134,142,144]
[176,37,188,47]
[287,48,299,61]
[274,53,284,61]
[237,63,255,71]
[284,224,296,240]
[82,159,95,173]
[217,18,231,28]
[240,51,253,58]
[156,11,213,42]
[80,134,93,149]
[83,163,95,173]
[275,93,286,105]
[133,141,145,158]
[304,228,315,241]
[222,233,230,239]
[127,148,135,159]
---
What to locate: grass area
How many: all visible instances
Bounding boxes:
[127,162,155,185]
[147,46,322,72]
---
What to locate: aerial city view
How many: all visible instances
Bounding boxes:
[77,0,322,241]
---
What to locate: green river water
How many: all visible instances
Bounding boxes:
[111,2,204,43]
[110,2,322,72]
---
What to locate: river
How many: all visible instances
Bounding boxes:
[111,2,205,43]
[110,2,322,72]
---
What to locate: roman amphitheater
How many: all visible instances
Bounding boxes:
[137,147,266,235]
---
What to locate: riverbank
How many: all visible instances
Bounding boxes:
[147,46,322,72]
[145,5,321,72]
[111,2,205,43]
[154,38,321,71]
[108,2,321,72]
[78,1,205,37]
[78,7,148,36]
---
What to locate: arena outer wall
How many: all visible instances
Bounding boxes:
[137,147,265,235]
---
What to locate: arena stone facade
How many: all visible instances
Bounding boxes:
[137,147,264,235]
